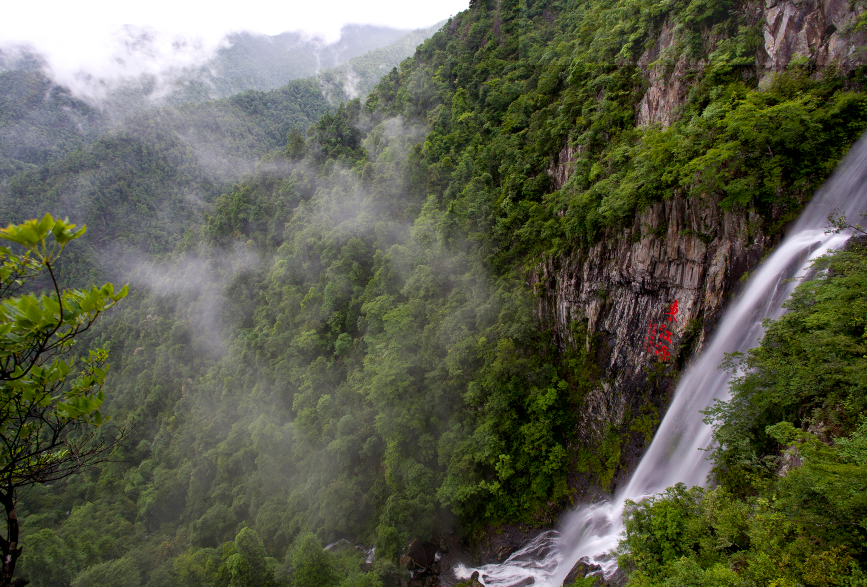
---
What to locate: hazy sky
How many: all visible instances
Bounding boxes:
[2,0,467,95]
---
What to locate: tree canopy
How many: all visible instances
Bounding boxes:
[0,215,128,586]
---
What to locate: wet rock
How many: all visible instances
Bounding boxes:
[408,573,443,587]
[434,529,475,587]
[474,525,541,565]
[561,560,627,587]
[562,559,602,587]
[401,539,440,572]
[496,545,513,562]
[603,568,627,587]
[532,192,771,486]
[455,571,485,587]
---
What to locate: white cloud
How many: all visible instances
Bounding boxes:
[2,0,467,95]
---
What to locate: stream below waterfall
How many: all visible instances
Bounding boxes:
[453,134,867,587]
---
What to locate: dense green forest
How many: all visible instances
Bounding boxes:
[313,23,446,104]
[0,79,332,289]
[1,0,866,585]
[0,67,103,179]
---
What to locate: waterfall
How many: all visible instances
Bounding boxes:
[454,134,867,587]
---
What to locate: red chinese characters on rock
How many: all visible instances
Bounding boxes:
[645,300,679,361]
[664,299,678,323]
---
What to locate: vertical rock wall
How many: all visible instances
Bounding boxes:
[532,195,771,452]
[634,0,867,127]
[538,0,865,489]
[761,0,866,76]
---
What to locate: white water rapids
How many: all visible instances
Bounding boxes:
[454,134,867,587]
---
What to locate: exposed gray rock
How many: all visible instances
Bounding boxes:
[759,0,867,79]
[562,559,602,586]
[561,558,626,587]
[632,0,867,127]
[531,193,773,482]
[635,19,697,127]
[475,525,542,565]
[548,142,583,191]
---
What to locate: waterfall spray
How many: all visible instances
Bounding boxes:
[455,133,867,587]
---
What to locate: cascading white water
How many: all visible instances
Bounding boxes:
[455,134,867,587]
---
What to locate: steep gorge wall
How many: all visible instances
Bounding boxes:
[533,194,772,485]
[539,0,867,490]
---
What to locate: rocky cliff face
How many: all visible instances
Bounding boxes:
[533,194,773,478]
[760,0,866,77]
[634,0,867,127]
[539,0,865,490]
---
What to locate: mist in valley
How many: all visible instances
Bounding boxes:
[2,0,867,586]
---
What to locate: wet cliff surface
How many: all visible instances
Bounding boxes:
[536,0,867,495]
[532,195,774,490]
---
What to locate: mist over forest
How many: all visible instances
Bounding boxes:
[1,1,867,587]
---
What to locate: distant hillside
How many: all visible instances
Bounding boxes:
[0,24,441,180]
[165,24,415,103]
[0,68,102,178]
[0,77,331,287]
[316,21,446,103]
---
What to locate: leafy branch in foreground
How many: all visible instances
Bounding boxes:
[826,210,867,237]
[0,214,130,587]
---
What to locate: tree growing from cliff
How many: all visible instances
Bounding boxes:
[0,214,128,586]
[827,210,867,237]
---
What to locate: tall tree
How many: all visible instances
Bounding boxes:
[0,214,128,586]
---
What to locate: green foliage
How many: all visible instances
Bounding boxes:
[6,0,867,584]
[705,244,867,488]
[220,528,278,587]
[0,25,445,587]
[0,82,332,287]
[283,533,335,587]
[0,213,127,458]
[0,214,127,586]
[315,23,446,105]
[620,245,867,586]
[568,576,598,587]
[382,0,867,261]
[70,556,141,587]
[0,70,102,180]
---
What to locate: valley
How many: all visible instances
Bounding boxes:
[1,1,866,586]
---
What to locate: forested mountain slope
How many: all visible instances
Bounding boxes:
[314,22,447,103]
[3,0,867,586]
[0,67,102,179]
[169,24,443,103]
[0,25,445,287]
[0,80,332,288]
[0,24,441,180]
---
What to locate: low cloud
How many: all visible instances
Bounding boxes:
[125,247,263,355]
